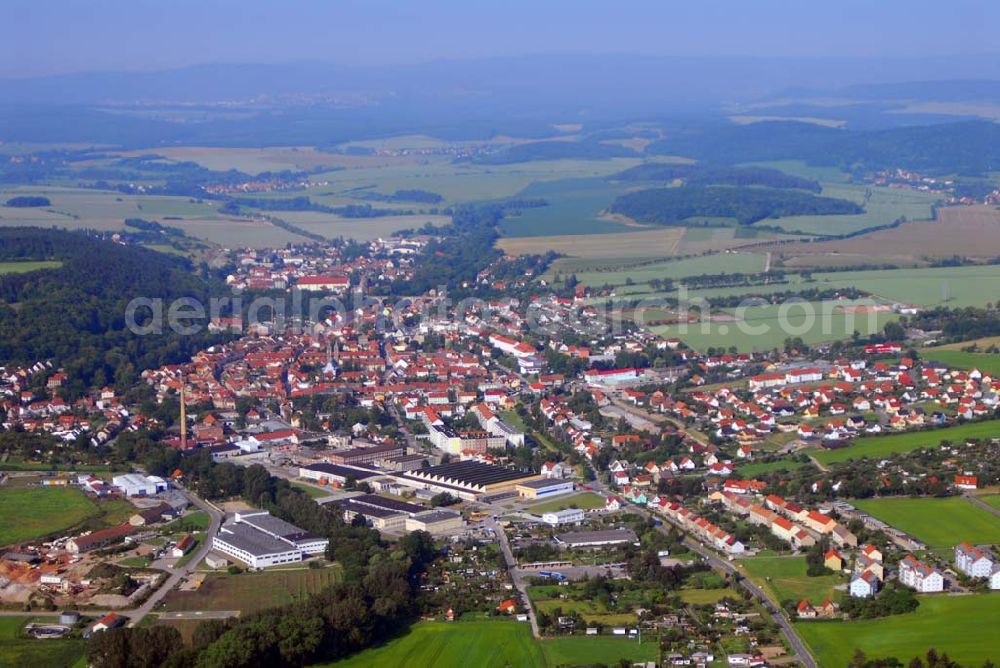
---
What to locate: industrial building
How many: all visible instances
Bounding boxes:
[516,478,575,500]
[111,473,169,497]
[326,443,406,465]
[540,508,586,526]
[212,511,328,569]
[554,528,639,548]
[404,461,539,496]
[298,462,380,485]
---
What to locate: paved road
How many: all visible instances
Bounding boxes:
[965,493,1000,519]
[159,610,241,621]
[644,509,818,668]
[126,488,224,627]
[484,515,541,638]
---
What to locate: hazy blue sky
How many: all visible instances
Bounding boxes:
[1,0,997,77]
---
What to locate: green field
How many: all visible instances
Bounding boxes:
[162,566,341,613]
[795,593,1000,667]
[677,587,735,604]
[734,459,811,477]
[922,349,1000,376]
[326,620,657,668]
[979,495,1000,511]
[651,299,896,353]
[739,556,843,604]
[812,264,1000,308]
[0,616,86,668]
[165,510,211,531]
[813,419,1000,465]
[533,598,637,627]
[766,182,939,236]
[850,497,1000,548]
[500,177,633,237]
[0,260,62,274]
[0,486,124,547]
[526,492,606,514]
[567,252,767,288]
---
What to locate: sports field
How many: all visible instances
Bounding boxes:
[0,486,111,546]
[813,419,1000,465]
[162,566,341,613]
[795,593,1000,667]
[526,492,605,514]
[739,556,843,604]
[850,497,1000,548]
[327,620,657,668]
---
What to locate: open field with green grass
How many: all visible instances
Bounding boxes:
[739,556,843,604]
[526,492,605,514]
[677,587,735,604]
[813,419,1000,465]
[533,598,637,626]
[765,182,939,236]
[565,252,767,288]
[499,177,634,237]
[499,227,685,259]
[0,616,86,668]
[0,486,131,547]
[651,299,895,353]
[850,497,1000,548]
[326,620,657,668]
[291,482,330,499]
[162,566,340,613]
[921,349,1000,376]
[0,260,62,274]
[795,593,1000,667]
[812,264,1000,308]
[166,510,211,532]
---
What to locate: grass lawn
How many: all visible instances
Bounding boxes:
[0,260,62,274]
[526,492,605,514]
[327,620,546,667]
[163,566,340,613]
[850,497,1000,548]
[979,495,1000,511]
[739,556,843,605]
[0,616,86,667]
[0,487,104,546]
[166,510,211,532]
[922,349,1000,376]
[795,593,1000,667]
[291,482,329,499]
[534,598,637,626]
[814,419,1000,465]
[677,587,735,604]
[325,620,658,668]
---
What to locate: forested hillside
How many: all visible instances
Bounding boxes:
[0,228,227,395]
[609,185,863,226]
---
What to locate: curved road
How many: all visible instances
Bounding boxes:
[126,487,224,627]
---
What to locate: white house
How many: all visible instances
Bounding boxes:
[849,571,878,598]
[955,543,994,578]
[899,555,944,593]
[541,508,585,526]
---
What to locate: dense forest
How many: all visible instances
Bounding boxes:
[4,196,51,207]
[610,163,822,191]
[609,185,863,226]
[0,228,228,395]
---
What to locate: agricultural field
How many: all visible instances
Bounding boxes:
[276,211,450,242]
[564,252,767,288]
[780,205,1000,266]
[811,264,1000,308]
[920,349,1000,376]
[813,419,1000,465]
[526,492,606,514]
[326,620,657,668]
[0,260,62,274]
[499,177,636,237]
[739,556,843,605]
[499,227,685,260]
[0,486,124,547]
[0,616,86,668]
[795,593,1000,667]
[763,182,939,236]
[650,299,895,353]
[850,497,1000,548]
[162,566,341,613]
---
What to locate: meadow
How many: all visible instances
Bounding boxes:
[734,458,811,477]
[795,593,1000,667]
[0,260,62,274]
[812,264,1000,308]
[499,177,635,237]
[565,252,767,288]
[650,299,895,353]
[739,556,843,604]
[162,566,341,613]
[850,497,1000,548]
[813,419,1000,465]
[526,492,606,514]
[921,349,1000,376]
[0,486,118,546]
[498,227,684,259]
[325,620,657,668]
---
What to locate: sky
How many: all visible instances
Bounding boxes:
[1,0,997,77]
